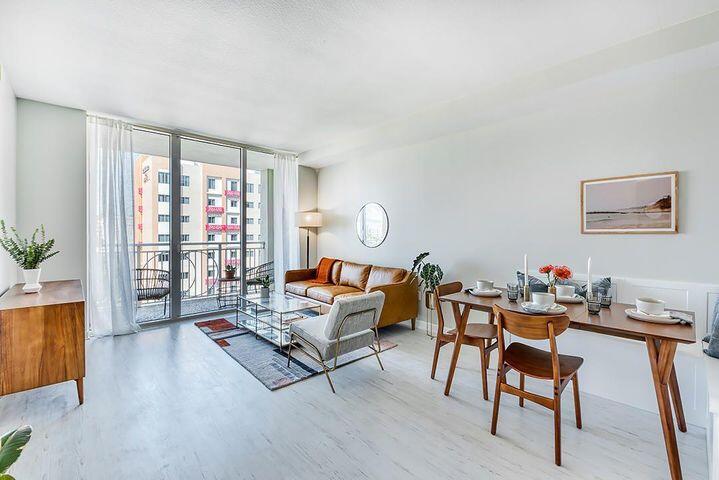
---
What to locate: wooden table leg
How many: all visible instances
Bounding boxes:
[668,366,687,433]
[646,338,682,480]
[444,303,470,396]
[76,378,84,405]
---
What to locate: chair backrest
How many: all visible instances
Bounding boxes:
[135,268,170,289]
[492,305,570,340]
[435,281,463,333]
[324,291,385,340]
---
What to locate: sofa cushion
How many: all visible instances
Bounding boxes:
[306,285,363,304]
[339,262,372,290]
[285,280,318,297]
[365,266,407,292]
[331,261,343,285]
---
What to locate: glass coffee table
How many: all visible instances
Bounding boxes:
[236,292,322,348]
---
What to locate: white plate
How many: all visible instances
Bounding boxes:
[556,294,584,304]
[625,308,680,325]
[521,302,567,315]
[469,288,501,298]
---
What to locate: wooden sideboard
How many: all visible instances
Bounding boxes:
[0,279,85,404]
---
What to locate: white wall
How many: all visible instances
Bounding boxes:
[16,99,86,284]
[298,165,318,268]
[314,66,719,426]
[0,66,16,293]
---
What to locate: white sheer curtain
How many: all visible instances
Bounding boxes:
[86,115,139,337]
[273,153,300,291]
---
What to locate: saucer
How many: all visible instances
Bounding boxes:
[625,308,679,324]
[521,302,567,315]
[556,294,583,304]
[469,288,501,298]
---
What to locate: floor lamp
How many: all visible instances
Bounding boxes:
[295,211,323,269]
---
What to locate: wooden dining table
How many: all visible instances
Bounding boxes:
[438,289,696,480]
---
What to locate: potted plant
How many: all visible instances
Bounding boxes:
[224,264,236,280]
[259,275,271,298]
[538,264,572,297]
[411,252,444,309]
[0,424,32,478]
[0,221,59,293]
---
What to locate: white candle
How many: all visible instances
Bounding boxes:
[587,257,592,299]
[524,254,528,284]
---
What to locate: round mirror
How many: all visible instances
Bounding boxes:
[356,203,389,248]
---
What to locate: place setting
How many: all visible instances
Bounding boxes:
[625,297,693,325]
[466,279,502,297]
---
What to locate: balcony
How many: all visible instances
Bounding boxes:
[134,241,268,323]
[205,205,224,214]
[205,224,224,231]
[224,189,241,197]
[225,224,241,231]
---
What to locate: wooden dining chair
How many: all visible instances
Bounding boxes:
[431,281,498,400]
[490,305,583,466]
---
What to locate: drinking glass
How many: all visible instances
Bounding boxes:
[599,292,613,308]
[506,283,519,302]
[587,298,601,315]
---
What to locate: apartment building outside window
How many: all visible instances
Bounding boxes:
[208,196,216,206]
[181,215,190,223]
[158,214,170,222]
[181,234,189,242]
[158,171,169,184]
[230,200,238,208]
[158,234,170,242]
[229,234,238,242]
[246,201,254,208]
[228,179,239,191]
[207,216,217,224]
[181,175,190,187]
[207,233,216,241]
[181,196,190,204]
[246,183,254,193]
[247,218,254,224]
[158,194,170,202]
[208,177,216,189]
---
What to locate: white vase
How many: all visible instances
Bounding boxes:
[22,268,42,293]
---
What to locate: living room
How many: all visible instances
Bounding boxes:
[1,2,718,479]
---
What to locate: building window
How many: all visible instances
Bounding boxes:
[246,218,254,225]
[158,214,170,222]
[208,177,216,189]
[246,183,254,193]
[181,234,189,242]
[181,215,190,223]
[207,196,216,206]
[229,234,238,242]
[158,234,170,242]
[228,179,239,191]
[230,199,238,208]
[181,272,189,280]
[181,175,190,187]
[208,269,215,278]
[158,172,169,184]
[181,196,190,204]
[207,234,216,242]
[207,251,215,259]
[257,218,262,224]
[229,216,238,225]
[229,250,237,259]
[158,253,169,262]
[158,194,170,202]
[207,216,217,224]
[246,234,254,241]
[246,201,254,208]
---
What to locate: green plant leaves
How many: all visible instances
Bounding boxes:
[0,221,59,270]
[0,425,32,475]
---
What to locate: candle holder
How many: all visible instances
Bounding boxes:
[507,283,519,302]
[523,285,531,302]
[587,298,601,315]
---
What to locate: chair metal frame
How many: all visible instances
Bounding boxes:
[286,307,384,393]
[135,268,171,316]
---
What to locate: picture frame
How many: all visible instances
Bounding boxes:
[581,171,678,234]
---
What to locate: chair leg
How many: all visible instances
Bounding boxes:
[286,335,294,368]
[573,373,582,429]
[479,344,489,401]
[519,373,525,407]
[163,297,167,316]
[430,337,443,380]
[490,364,504,435]
[411,318,416,330]
[373,328,384,371]
[320,361,336,394]
[373,348,384,371]
[554,393,562,466]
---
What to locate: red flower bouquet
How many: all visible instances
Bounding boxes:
[540,264,572,288]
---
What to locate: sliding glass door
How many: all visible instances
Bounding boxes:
[131,127,273,323]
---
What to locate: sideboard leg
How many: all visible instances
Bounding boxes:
[76,378,84,405]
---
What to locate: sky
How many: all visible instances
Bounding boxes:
[585,175,672,212]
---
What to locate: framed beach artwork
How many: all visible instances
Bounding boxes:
[581,171,678,234]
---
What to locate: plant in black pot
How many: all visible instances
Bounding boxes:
[224,264,236,280]
[411,252,444,310]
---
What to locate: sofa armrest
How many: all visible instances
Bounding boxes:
[285,268,317,284]
[368,273,419,327]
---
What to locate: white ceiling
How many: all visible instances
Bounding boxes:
[2,0,719,163]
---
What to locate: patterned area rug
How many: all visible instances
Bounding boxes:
[195,318,397,390]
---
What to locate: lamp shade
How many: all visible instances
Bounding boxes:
[295,211,323,228]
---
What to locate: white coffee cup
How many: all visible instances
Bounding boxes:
[636,297,665,316]
[532,292,555,307]
[476,280,494,292]
[555,285,575,298]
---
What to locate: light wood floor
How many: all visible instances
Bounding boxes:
[0,320,708,479]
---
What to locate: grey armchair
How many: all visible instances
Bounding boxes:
[287,291,385,393]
